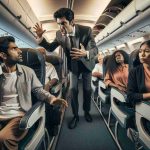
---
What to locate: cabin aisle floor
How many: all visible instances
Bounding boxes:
[55,80,118,150]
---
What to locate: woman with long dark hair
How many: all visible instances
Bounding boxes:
[104,50,129,92]
[127,40,150,104]
[127,40,150,139]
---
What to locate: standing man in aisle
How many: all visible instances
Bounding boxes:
[34,8,98,129]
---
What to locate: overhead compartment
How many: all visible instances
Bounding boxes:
[2,0,27,26]
[0,0,39,33]
[0,2,38,47]
[135,0,150,11]
[119,1,136,23]
[96,0,150,46]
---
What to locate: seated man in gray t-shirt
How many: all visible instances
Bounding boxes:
[0,36,68,150]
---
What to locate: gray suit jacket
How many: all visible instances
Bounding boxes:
[40,24,98,72]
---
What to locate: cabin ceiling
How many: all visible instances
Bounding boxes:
[27,0,112,42]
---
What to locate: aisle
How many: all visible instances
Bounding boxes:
[55,81,118,150]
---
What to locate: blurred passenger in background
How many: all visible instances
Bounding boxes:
[37,47,59,93]
[104,50,129,92]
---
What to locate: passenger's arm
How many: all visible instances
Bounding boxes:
[92,64,103,79]
[104,72,117,88]
[143,93,150,99]
[30,69,67,107]
[92,72,103,78]
[127,69,143,104]
[104,72,126,92]
[45,78,58,91]
[45,64,59,91]
[34,23,60,52]
[39,38,60,52]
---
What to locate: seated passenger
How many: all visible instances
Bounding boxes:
[0,36,68,150]
[37,47,59,92]
[92,53,104,82]
[91,53,103,97]
[127,40,150,105]
[104,50,129,92]
[127,40,150,139]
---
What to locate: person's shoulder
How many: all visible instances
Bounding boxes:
[46,62,54,68]
[76,24,91,31]
[129,64,143,75]
[95,63,99,67]
[133,64,143,71]
[17,64,35,74]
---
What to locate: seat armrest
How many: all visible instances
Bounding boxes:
[19,101,45,129]
[136,102,150,149]
[99,80,107,89]
[136,102,150,120]
[111,87,127,103]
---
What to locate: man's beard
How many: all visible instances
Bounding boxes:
[7,57,23,65]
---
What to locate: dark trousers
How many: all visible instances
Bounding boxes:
[69,68,92,117]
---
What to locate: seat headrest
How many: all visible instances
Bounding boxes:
[46,55,63,66]
[94,56,98,64]
[103,55,110,66]
[129,49,141,70]
[102,55,111,78]
[20,48,45,85]
[46,55,63,81]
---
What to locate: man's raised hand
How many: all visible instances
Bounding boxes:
[33,23,46,38]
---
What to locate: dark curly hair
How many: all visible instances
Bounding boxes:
[54,8,74,22]
[106,50,129,75]
[0,36,15,54]
[140,40,150,48]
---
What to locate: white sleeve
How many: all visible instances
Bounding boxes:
[92,64,99,73]
[49,65,59,80]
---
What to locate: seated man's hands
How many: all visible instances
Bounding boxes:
[49,96,68,108]
[44,82,53,93]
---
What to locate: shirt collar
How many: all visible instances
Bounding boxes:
[66,26,75,37]
[16,64,23,75]
[1,63,22,76]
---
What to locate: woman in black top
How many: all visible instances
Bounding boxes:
[127,40,150,135]
[127,40,150,105]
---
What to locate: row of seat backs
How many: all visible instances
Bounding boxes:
[20,48,45,85]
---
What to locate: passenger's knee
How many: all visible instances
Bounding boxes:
[0,133,6,142]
